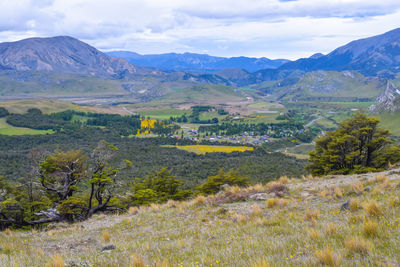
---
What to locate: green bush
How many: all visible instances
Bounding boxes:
[197,168,249,195]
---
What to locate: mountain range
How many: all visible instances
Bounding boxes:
[106,51,290,73]
[0,28,399,107]
[279,28,400,78]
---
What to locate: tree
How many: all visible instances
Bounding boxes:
[197,168,249,195]
[0,140,129,227]
[307,113,400,175]
[130,167,192,205]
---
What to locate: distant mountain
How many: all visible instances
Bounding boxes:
[279,28,400,77]
[106,51,290,73]
[0,36,137,78]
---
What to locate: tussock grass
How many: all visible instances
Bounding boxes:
[349,199,360,211]
[128,206,139,215]
[363,200,383,217]
[101,230,111,242]
[251,258,270,267]
[344,236,373,255]
[45,254,64,267]
[315,247,341,266]
[324,223,337,236]
[0,171,399,266]
[351,182,364,195]
[363,220,379,237]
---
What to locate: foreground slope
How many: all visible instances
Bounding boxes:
[1,168,399,266]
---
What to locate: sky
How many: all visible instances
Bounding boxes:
[0,0,400,60]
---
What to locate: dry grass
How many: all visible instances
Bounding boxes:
[3,228,12,236]
[250,203,263,217]
[278,176,289,184]
[324,223,337,236]
[306,228,321,240]
[363,200,383,217]
[101,230,111,242]
[45,254,64,267]
[351,182,364,195]
[349,199,360,211]
[128,206,139,215]
[344,236,373,255]
[130,255,145,267]
[305,209,319,221]
[0,171,398,266]
[363,220,379,237]
[251,258,270,267]
[333,186,343,198]
[376,174,388,183]
[315,247,341,266]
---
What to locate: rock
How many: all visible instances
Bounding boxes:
[248,193,275,201]
[340,199,351,211]
[101,245,116,252]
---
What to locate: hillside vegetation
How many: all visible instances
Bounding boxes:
[1,167,399,266]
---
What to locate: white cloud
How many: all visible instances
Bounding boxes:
[0,0,399,59]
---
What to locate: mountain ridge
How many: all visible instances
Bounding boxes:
[0,36,137,78]
[106,51,290,73]
[279,28,400,77]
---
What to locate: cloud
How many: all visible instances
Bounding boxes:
[0,0,399,59]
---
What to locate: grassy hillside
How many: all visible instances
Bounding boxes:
[254,71,385,102]
[0,99,85,114]
[1,168,399,266]
[160,84,245,104]
[376,112,400,136]
[0,72,129,97]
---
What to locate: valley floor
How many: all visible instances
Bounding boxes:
[1,168,400,266]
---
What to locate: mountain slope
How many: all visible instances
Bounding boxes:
[280,28,400,77]
[256,70,387,102]
[0,36,137,78]
[107,51,290,73]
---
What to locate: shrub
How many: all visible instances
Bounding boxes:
[267,182,289,197]
[197,169,249,195]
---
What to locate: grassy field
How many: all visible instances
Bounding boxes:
[163,145,254,155]
[0,118,53,135]
[1,168,399,266]
[376,112,400,136]
[0,99,85,114]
